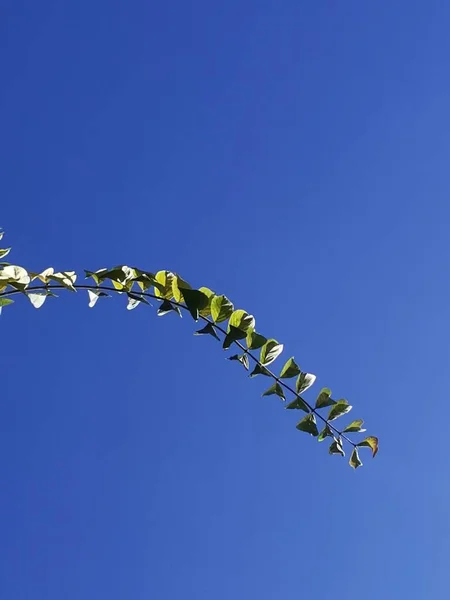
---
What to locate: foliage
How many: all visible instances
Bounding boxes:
[0,230,378,468]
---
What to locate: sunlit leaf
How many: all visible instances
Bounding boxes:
[172,275,191,302]
[343,419,366,433]
[357,436,379,457]
[27,292,48,309]
[0,265,31,288]
[279,357,301,379]
[246,329,267,350]
[198,287,215,317]
[228,310,255,333]
[296,372,316,394]
[327,400,352,421]
[211,294,234,323]
[0,248,11,260]
[260,339,283,366]
[154,271,175,299]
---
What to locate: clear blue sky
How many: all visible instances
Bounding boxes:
[1,1,449,598]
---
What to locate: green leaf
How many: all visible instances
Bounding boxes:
[222,325,247,350]
[315,388,336,409]
[131,268,163,293]
[249,364,271,378]
[157,299,181,317]
[0,248,11,260]
[318,424,334,442]
[211,294,234,323]
[180,287,209,321]
[329,438,345,456]
[260,339,283,366]
[228,354,250,370]
[27,291,48,309]
[84,268,108,285]
[296,414,319,437]
[285,397,310,413]
[357,436,379,457]
[154,271,175,299]
[279,357,301,379]
[262,382,286,401]
[349,448,363,469]
[0,297,14,313]
[228,310,255,333]
[246,329,267,350]
[172,275,191,302]
[198,287,215,317]
[296,372,317,394]
[194,322,220,341]
[343,419,366,433]
[327,400,352,421]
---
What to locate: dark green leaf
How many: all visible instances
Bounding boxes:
[249,364,271,378]
[223,325,247,350]
[228,309,255,333]
[349,448,363,469]
[260,339,283,366]
[211,295,234,323]
[84,268,108,285]
[127,292,151,306]
[228,354,250,370]
[296,414,319,437]
[328,400,352,421]
[357,436,379,457]
[246,329,267,350]
[285,397,310,413]
[296,372,317,394]
[262,382,286,401]
[318,424,333,442]
[279,357,301,379]
[194,322,220,341]
[157,299,181,317]
[343,419,366,433]
[180,287,209,321]
[329,438,345,456]
[315,388,336,409]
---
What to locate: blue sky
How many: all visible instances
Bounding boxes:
[1,1,449,598]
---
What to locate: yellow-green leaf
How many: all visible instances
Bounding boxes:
[357,436,379,457]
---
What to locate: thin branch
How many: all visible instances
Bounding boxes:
[1,282,357,448]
